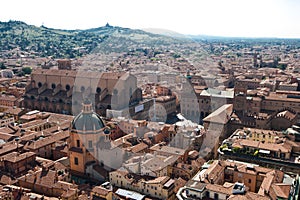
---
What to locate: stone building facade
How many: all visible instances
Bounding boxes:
[24,67,142,116]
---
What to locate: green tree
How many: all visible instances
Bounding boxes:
[233,147,240,153]
[0,62,6,69]
[277,64,287,70]
[22,67,32,74]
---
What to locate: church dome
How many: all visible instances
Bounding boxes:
[71,99,105,132]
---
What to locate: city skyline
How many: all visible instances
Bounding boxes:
[1,2,300,198]
[1,0,300,38]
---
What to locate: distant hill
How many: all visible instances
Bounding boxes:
[0,20,185,58]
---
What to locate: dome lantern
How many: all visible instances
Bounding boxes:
[71,99,106,132]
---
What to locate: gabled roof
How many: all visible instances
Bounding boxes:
[203,104,233,124]
[270,184,291,199]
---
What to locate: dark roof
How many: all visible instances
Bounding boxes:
[72,112,105,132]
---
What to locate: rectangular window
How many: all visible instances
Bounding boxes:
[76,140,80,147]
[74,157,78,165]
[88,140,93,149]
[206,191,209,197]
[214,193,219,200]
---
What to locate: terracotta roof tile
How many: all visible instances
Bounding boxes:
[92,186,111,196]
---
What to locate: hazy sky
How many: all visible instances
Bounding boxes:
[1,0,300,38]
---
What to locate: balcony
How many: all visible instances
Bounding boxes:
[219,149,300,172]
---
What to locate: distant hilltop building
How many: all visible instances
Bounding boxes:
[23,60,143,116]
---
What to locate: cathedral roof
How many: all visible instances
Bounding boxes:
[71,99,106,132]
[72,112,105,132]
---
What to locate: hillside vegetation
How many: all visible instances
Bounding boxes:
[0,21,183,58]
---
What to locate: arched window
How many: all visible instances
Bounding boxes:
[81,86,85,92]
[201,112,204,118]
[66,84,70,91]
[96,87,101,94]
[113,89,118,95]
[38,82,42,88]
[51,83,56,89]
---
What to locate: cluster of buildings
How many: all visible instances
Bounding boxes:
[219,127,300,173]
[0,38,300,199]
[177,160,298,200]
[0,97,208,199]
